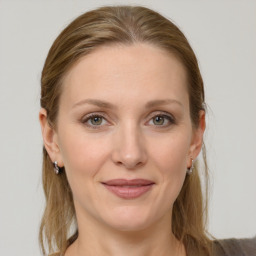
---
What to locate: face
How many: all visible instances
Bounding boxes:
[41,43,204,232]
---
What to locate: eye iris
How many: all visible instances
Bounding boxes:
[91,116,102,125]
[153,116,164,125]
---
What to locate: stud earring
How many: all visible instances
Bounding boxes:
[53,161,60,174]
[187,158,194,175]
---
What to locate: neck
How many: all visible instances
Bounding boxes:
[65,211,185,256]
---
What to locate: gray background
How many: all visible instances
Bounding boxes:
[0,0,255,255]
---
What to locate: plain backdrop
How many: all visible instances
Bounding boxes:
[0,0,255,255]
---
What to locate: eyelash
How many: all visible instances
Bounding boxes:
[81,112,176,129]
[81,113,108,129]
[147,112,176,127]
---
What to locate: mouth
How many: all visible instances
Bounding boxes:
[101,179,155,199]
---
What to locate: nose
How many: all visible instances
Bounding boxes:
[111,123,147,170]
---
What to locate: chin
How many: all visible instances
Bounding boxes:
[108,220,152,232]
[102,206,158,232]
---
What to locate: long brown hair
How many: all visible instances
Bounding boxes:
[40,6,211,256]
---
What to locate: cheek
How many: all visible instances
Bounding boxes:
[149,132,190,173]
[57,128,113,212]
[58,127,111,182]
[148,132,190,197]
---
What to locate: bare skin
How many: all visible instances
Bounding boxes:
[40,43,205,256]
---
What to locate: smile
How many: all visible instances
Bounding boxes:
[102,179,155,199]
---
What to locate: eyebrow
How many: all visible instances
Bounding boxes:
[72,98,183,109]
[72,99,115,109]
[145,99,183,108]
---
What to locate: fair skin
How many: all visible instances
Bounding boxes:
[39,43,205,256]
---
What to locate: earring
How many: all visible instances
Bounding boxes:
[187,158,194,175]
[53,161,60,174]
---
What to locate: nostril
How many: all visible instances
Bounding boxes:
[116,161,123,166]
[116,160,144,170]
[111,135,147,169]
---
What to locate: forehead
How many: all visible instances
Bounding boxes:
[60,43,188,108]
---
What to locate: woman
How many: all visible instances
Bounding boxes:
[38,6,255,256]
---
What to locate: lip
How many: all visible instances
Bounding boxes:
[102,179,155,199]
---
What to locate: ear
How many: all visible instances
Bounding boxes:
[187,110,206,165]
[39,108,64,167]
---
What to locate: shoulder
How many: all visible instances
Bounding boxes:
[213,236,256,256]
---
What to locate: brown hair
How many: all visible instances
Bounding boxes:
[40,5,211,256]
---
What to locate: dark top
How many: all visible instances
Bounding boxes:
[51,236,256,256]
[213,237,256,256]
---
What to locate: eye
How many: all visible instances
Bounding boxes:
[82,113,108,128]
[89,116,103,125]
[148,113,175,127]
[152,116,165,125]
